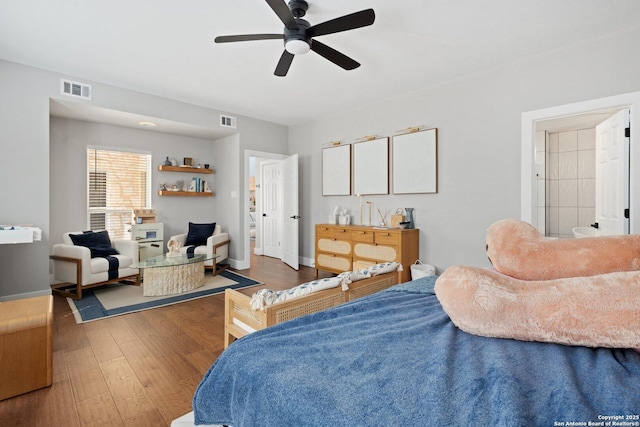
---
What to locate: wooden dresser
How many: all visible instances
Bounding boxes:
[314,224,419,283]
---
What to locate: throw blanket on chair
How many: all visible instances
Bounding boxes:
[104,255,119,281]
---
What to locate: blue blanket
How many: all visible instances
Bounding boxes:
[194,276,640,426]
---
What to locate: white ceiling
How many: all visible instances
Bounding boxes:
[2,0,640,135]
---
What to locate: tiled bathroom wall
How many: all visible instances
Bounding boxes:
[535,131,546,234]
[546,128,596,238]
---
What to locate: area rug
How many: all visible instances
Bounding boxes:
[67,270,262,323]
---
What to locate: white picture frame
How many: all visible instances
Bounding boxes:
[392,128,438,194]
[322,145,351,196]
[352,137,389,195]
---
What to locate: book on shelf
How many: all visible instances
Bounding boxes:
[188,177,210,192]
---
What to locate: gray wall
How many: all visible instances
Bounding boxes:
[0,59,288,299]
[49,117,220,247]
[289,25,640,272]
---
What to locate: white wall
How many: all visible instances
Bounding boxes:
[289,25,640,272]
[0,59,288,299]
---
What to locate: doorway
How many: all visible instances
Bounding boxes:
[243,150,299,270]
[521,91,640,235]
[534,108,626,238]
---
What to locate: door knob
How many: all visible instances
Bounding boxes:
[290,215,301,219]
[262,213,267,217]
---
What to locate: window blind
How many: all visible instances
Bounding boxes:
[87,148,151,240]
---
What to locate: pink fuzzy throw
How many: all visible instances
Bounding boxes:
[434,266,640,348]
[486,219,640,280]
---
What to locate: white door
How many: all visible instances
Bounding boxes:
[262,161,282,259]
[595,109,630,235]
[282,154,299,270]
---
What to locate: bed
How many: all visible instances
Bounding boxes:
[179,274,640,426]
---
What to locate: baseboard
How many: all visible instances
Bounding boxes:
[299,256,314,268]
[0,289,52,302]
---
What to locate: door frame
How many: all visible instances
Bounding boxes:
[242,150,287,270]
[521,91,640,234]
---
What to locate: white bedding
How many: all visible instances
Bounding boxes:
[171,411,220,427]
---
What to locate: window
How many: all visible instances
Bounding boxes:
[87,148,151,240]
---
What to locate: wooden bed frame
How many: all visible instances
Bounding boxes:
[224,270,400,348]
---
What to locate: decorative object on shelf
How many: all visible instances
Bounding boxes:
[339,214,351,225]
[183,157,193,166]
[390,208,405,228]
[159,183,167,191]
[167,238,182,257]
[377,209,390,227]
[163,156,172,166]
[134,209,157,224]
[366,201,373,226]
[405,208,415,229]
[204,163,210,169]
[188,177,210,192]
[171,158,178,166]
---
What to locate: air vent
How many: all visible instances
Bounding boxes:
[60,79,92,100]
[220,114,237,129]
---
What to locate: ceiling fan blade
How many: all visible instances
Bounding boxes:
[310,40,360,70]
[274,50,295,76]
[308,9,375,37]
[265,0,298,31]
[215,34,284,43]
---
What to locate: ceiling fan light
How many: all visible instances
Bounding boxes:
[285,39,310,55]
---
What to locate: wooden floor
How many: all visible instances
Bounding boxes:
[0,247,331,426]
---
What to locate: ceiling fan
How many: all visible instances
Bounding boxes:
[214,0,375,76]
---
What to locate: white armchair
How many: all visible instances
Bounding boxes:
[50,230,140,300]
[170,223,229,275]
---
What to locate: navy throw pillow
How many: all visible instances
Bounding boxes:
[185,222,216,246]
[70,230,119,258]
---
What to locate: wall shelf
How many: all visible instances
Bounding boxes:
[158,165,214,174]
[158,191,214,197]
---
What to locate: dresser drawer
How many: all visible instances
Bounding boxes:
[330,227,350,239]
[374,231,400,245]
[316,253,352,272]
[353,243,398,262]
[351,229,374,243]
[316,225,334,238]
[317,238,351,255]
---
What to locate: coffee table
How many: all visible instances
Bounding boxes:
[133,253,218,296]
